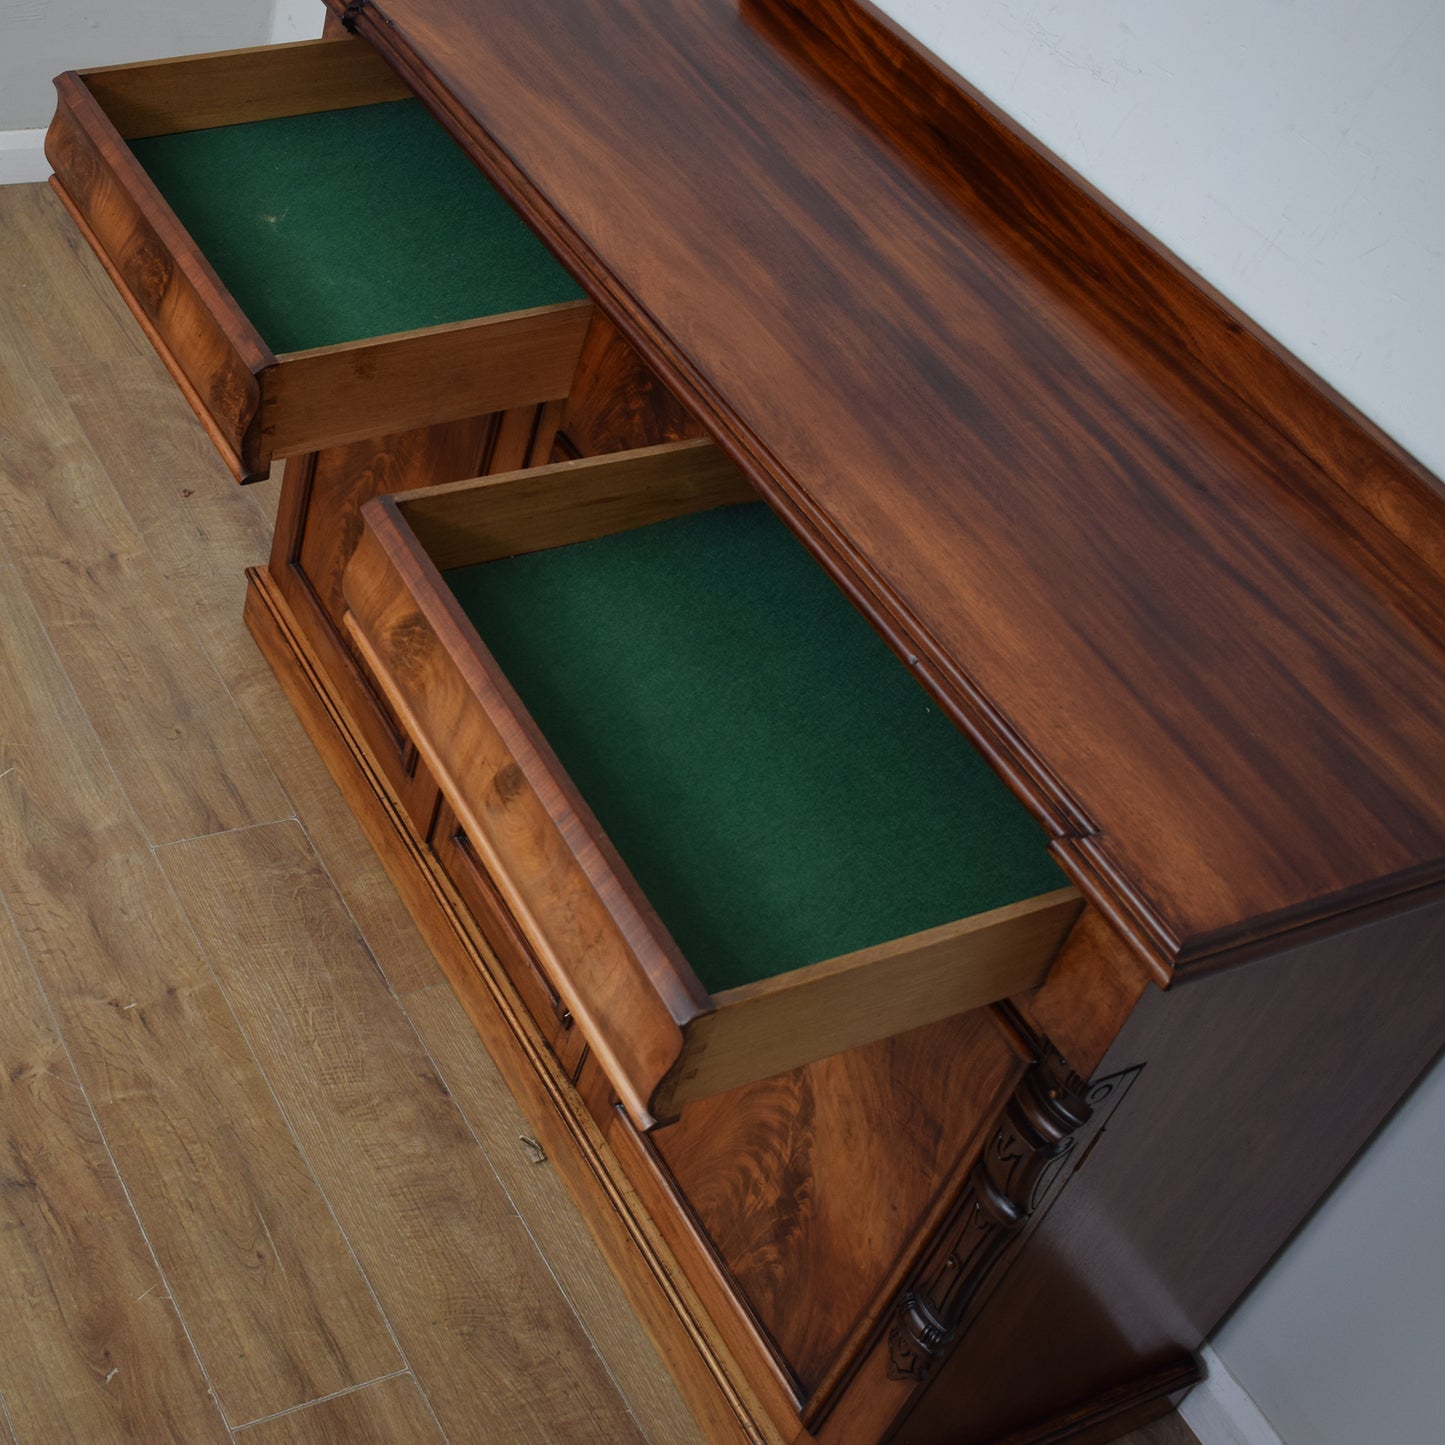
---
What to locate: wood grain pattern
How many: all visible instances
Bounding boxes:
[267,301,592,457]
[46,80,269,479]
[343,503,701,1128]
[281,419,495,812]
[404,983,710,1445]
[238,1374,441,1445]
[0,565,398,1427]
[652,1010,1028,1404]
[559,310,706,457]
[242,547,1216,1445]
[269,401,579,845]
[528,396,569,465]
[80,34,410,139]
[0,889,229,1445]
[226,625,444,997]
[51,356,269,673]
[755,0,1445,589]
[394,436,752,567]
[159,820,648,1445]
[0,186,723,1444]
[47,45,589,482]
[0,184,145,367]
[338,0,1445,978]
[1019,906,1156,1080]
[0,277,289,845]
[351,459,1077,1124]
[594,1082,808,1438]
[35,6,1426,1435]
[488,402,548,474]
[46,338,442,1000]
[427,798,587,1075]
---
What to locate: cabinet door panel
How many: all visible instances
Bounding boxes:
[650,1008,1028,1407]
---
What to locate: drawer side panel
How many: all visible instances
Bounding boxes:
[46,76,267,481]
[343,507,699,1128]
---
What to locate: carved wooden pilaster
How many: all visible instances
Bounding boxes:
[887,1050,1093,1384]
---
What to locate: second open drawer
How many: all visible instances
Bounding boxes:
[342,439,1081,1127]
[46,36,591,482]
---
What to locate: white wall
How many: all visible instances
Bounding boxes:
[0,0,326,182]
[0,1,271,130]
[873,0,1445,483]
[1212,1062,1445,1443]
[870,4,1445,1440]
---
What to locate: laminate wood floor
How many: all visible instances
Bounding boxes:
[0,182,1199,1445]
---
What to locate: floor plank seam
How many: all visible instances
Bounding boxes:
[2,400,281,845]
[2,580,398,1430]
[289,814,430,1005]
[148,823,420,1410]
[0,1386,19,1445]
[0,183,702,1445]
[266,809,413,1000]
[0,565,260,868]
[228,1367,417,1435]
[394,988,655,1444]
[0,887,239,1445]
[150,812,304,852]
[45,352,293,848]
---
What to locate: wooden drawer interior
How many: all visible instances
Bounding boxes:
[46,37,591,480]
[343,440,1081,1126]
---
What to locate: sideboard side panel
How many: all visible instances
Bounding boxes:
[898,896,1445,1442]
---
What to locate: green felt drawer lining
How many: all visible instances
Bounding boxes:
[445,502,1065,997]
[130,98,584,355]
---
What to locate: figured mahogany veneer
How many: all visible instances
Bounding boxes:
[44,36,591,482]
[341,438,1082,1126]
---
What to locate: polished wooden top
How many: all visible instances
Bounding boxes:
[332,0,1445,978]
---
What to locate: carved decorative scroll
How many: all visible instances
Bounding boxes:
[887,1050,1094,1383]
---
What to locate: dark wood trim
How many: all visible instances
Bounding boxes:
[985,1360,1199,1445]
[885,1051,1094,1390]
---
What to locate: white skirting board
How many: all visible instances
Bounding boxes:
[0,131,48,187]
[1179,1345,1286,1445]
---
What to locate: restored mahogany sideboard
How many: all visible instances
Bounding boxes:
[46,2,1445,1442]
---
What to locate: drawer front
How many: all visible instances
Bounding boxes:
[430,801,587,1077]
[343,502,697,1130]
[46,38,590,481]
[341,441,1081,1129]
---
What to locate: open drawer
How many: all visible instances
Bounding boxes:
[342,439,1082,1127]
[45,36,591,482]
